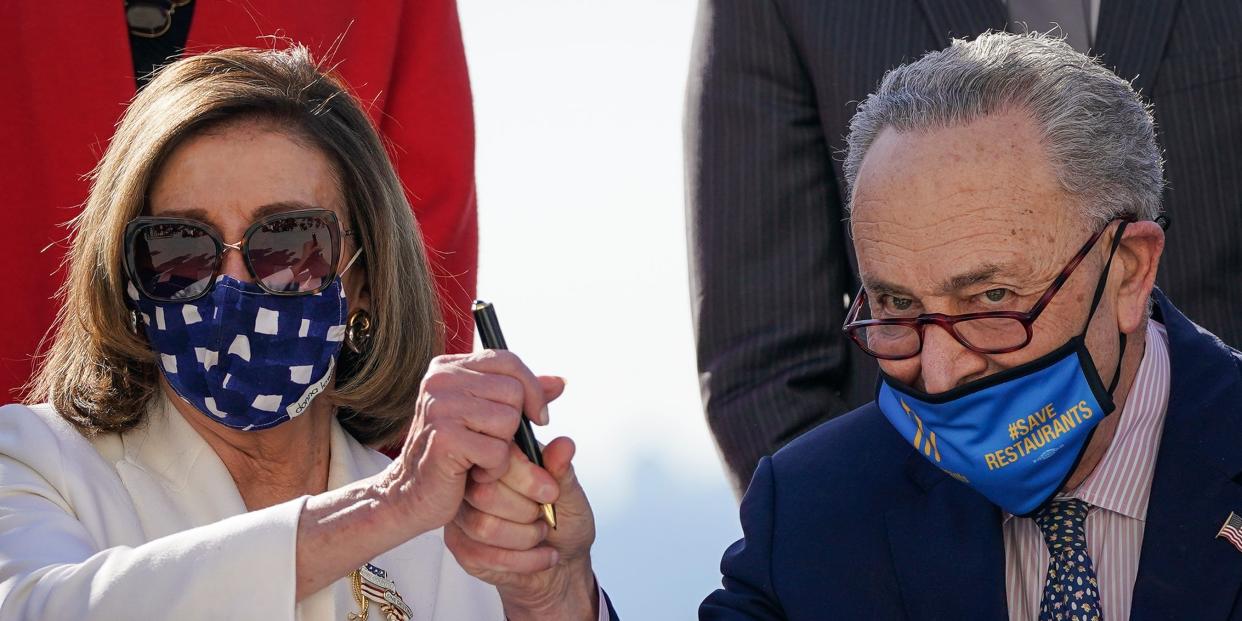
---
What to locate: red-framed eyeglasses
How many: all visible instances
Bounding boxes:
[842,218,1132,360]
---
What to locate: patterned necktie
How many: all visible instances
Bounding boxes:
[1035,498,1103,621]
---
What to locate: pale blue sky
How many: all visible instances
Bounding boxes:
[458,0,743,617]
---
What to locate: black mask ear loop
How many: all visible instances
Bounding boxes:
[1081,220,1131,394]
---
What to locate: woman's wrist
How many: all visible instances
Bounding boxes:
[295,474,433,601]
[366,461,443,541]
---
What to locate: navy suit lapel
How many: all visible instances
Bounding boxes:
[914,0,1008,46]
[1132,291,1242,619]
[1093,0,1183,97]
[886,454,1009,619]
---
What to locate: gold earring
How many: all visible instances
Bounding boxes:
[129,310,144,336]
[344,309,373,354]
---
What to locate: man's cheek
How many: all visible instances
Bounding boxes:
[878,359,921,386]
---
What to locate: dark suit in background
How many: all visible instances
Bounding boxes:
[685,0,1242,495]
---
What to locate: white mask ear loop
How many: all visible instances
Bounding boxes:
[340,247,364,277]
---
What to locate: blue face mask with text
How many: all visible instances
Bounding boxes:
[875,232,1126,517]
[131,275,347,431]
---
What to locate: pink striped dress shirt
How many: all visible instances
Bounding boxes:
[1004,320,1171,621]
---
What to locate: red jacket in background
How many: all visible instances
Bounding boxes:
[0,1,478,402]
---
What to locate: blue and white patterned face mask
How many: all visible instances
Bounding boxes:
[130,275,348,431]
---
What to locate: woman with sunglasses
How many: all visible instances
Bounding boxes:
[0,47,610,620]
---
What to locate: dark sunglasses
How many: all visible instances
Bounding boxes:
[124,208,358,303]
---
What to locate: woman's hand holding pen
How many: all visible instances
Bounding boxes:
[373,350,556,541]
[370,342,600,620]
[444,391,601,621]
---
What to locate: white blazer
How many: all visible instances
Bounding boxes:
[0,397,504,620]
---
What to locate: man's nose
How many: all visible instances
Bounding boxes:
[918,323,988,394]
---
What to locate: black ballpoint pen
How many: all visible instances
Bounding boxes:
[471,300,557,530]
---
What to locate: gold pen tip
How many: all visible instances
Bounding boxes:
[542,503,558,530]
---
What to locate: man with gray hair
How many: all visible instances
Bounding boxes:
[700,32,1242,620]
[687,0,1242,502]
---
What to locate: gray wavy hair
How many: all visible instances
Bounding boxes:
[843,31,1164,226]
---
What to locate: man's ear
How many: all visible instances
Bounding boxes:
[1112,220,1164,334]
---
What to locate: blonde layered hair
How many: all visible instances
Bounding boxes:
[29,46,443,446]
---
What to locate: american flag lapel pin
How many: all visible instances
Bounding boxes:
[1218,512,1242,553]
[348,563,413,621]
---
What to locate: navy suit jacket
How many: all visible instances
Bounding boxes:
[701,291,1242,620]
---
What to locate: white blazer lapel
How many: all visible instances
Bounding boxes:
[115,395,249,539]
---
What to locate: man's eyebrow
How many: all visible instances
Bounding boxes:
[862,263,1010,298]
[861,278,913,298]
[937,263,1005,295]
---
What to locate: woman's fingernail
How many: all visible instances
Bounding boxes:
[548,549,560,567]
[539,406,550,425]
